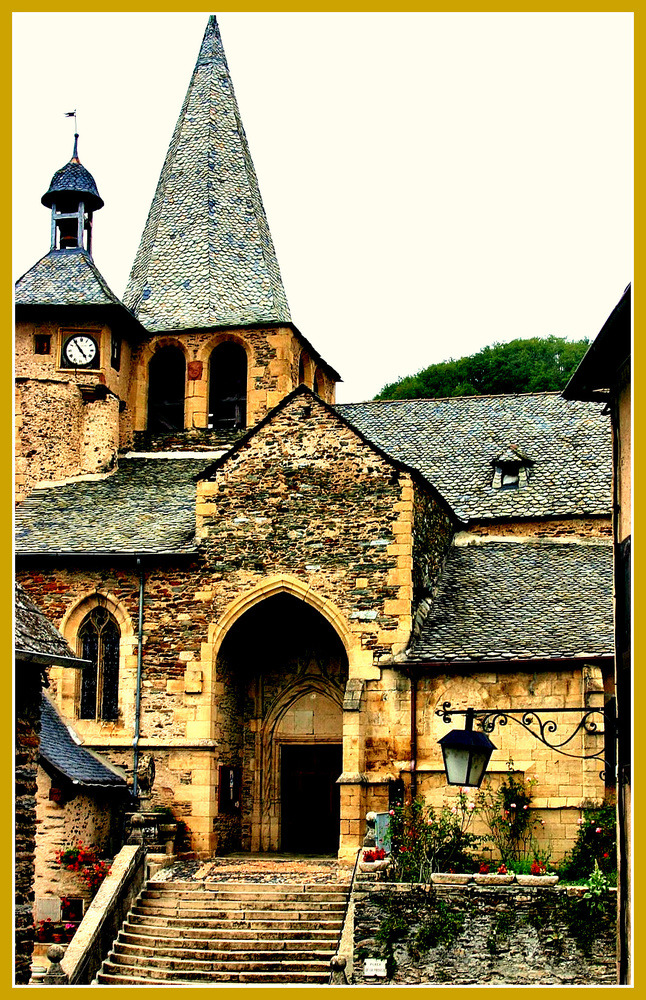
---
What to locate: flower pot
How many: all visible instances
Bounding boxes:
[515,874,559,886]
[359,860,390,873]
[473,873,516,885]
[430,873,472,885]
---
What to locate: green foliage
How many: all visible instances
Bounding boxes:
[486,908,515,955]
[559,799,617,879]
[388,793,481,881]
[376,336,590,400]
[562,862,615,954]
[410,902,465,956]
[475,762,547,867]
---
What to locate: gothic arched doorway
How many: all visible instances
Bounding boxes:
[147,345,186,431]
[209,341,247,430]
[214,593,348,854]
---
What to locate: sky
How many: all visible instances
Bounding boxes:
[13,12,632,403]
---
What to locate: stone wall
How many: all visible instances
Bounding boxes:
[33,768,126,919]
[15,666,42,984]
[352,882,617,985]
[468,517,612,538]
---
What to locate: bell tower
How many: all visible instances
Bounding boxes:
[40,134,104,256]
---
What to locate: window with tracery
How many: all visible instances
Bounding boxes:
[78,607,120,720]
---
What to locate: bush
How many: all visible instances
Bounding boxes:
[388,792,480,881]
[474,762,548,867]
[559,799,617,879]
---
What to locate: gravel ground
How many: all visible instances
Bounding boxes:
[153,854,353,884]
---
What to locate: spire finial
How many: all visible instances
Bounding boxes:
[71,133,80,164]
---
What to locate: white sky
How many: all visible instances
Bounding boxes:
[13,12,632,403]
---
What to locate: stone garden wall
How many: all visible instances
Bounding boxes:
[352,881,617,985]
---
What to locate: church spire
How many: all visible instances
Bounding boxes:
[123,15,291,333]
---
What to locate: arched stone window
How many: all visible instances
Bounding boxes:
[78,606,120,720]
[148,345,186,431]
[209,341,247,429]
[313,368,324,397]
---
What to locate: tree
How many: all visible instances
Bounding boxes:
[375,336,590,400]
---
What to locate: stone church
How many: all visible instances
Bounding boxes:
[15,16,614,864]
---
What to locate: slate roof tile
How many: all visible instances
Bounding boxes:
[14,582,77,661]
[123,15,291,332]
[336,393,611,521]
[40,694,128,789]
[14,458,213,555]
[15,249,125,308]
[408,540,614,662]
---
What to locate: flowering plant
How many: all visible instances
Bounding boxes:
[530,860,547,876]
[55,842,111,894]
[497,863,508,875]
[478,862,490,874]
[474,759,546,867]
[388,791,481,881]
[363,848,386,863]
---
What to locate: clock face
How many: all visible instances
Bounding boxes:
[62,335,99,368]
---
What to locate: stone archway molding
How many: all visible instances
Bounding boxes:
[208,573,376,679]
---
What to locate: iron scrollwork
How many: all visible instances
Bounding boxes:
[435,701,615,770]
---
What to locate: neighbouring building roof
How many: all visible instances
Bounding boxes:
[14,582,85,667]
[563,284,631,402]
[40,694,128,790]
[14,457,214,556]
[15,249,125,309]
[407,539,614,663]
[123,15,291,332]
[337,392,611,522]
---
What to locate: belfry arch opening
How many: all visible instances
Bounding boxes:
[214,593,348,854]
[209,341,247,430]
[147,345,186,431]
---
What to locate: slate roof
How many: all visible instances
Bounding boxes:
[564,284,631,401]
[336,393,611,522]
[123,15,291,332]
[407,539,614,663]
[15,582,84,666]
[15,249,125,308]
[41,141,104,212]
[40,694,128,790]
[14,457,213,556]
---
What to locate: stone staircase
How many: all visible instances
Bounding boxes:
[95,879,349,984]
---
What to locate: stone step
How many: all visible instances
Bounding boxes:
[96,969,330,985]
[142,886,349,904]
[99,959,330,983]
[113,940,336,962]
[121,921,340,944]
[128,908,343,931]
[134,901,346,918]
[107,951,331,974]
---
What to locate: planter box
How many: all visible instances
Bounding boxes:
[359,860,390,873]
[430,873,472,885]
[515,874,559,886]
[473,873,515,885]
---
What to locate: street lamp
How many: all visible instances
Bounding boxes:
[436,701,615,788]
[437,707,496,787]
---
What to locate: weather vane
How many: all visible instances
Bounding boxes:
[64,109,77,132]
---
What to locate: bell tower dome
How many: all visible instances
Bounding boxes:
[41,134,104,256]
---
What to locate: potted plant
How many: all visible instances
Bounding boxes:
[473,861,516,885]
[64,922,77,943]
[359,847,389,872]
[35,918,53,943]
[430,865,472,885]
[51,922,65,943]
[515,859,559,886]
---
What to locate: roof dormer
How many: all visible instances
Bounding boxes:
[491,445,533,490]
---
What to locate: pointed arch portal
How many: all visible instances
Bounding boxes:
[215,593,348,853]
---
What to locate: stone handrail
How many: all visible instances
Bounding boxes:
[61,843,147,985]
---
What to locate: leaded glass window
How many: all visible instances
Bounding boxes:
[78,607,120,721]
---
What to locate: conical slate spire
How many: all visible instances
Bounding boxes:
[123,15,291,332]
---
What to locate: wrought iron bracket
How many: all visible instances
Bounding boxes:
[436,701,616,771]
